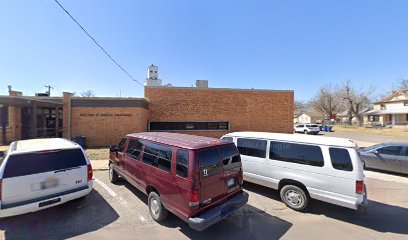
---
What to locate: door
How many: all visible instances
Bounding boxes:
[401,147,408,174]
[1,149,88,207]
[377,146,403,172]
[111,137,127,171]
[123,138,144,189]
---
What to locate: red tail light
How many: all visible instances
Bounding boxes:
[87,165,93,181]
[356,180,364,194]
[189,190,199,207]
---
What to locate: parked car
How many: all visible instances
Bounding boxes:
[359,142,408,174]
[294,124,320,135]
[221,132,367,211]
[0,138,93,218]
[108,132,248,231]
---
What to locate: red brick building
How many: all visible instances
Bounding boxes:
[1,86,293,147]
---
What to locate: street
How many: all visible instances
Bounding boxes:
[1,170,407,240]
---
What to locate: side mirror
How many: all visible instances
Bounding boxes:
[370,150,379,155]
[109,145,118,152]
[0,151,5,158]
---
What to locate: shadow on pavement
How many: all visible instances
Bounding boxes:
[118,179,292,240]
[162,204,292,240]
[306,200,408,234]
[244,181,408,234]
[0,189,119,240]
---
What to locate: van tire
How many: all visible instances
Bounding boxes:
[303,130,308,135]
[148,191,168,222]
[109,163,119,183]
[280,185,309,211]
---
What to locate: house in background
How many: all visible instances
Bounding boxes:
[294,113,311,124]
[363,88,408,127]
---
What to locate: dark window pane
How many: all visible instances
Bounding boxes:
[176,150,189,178]
[378,146,402,156]
[149,121,229,131]
[269,142,324,167]
[221,137,233,142]
[142,142,172,172]
[118,138,127,153]
[4,149,87,178]
[0,107,9,127]
[237,138,267,158]
[329,148,353,171]
[219,145,240,165]
[126,139,143,160]
[199,148,220,168]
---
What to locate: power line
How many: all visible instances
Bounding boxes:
[53,0,144,87]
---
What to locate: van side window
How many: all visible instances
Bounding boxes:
[176,150,189,178]
[126,139,143,160]
[221,137,233,142]
[269,141,324,167]
[329,148,353,171]
[118,138,127,153]
[237,138,267,158]
[142,142,172,172]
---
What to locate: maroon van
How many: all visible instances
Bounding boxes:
[108,132,248,231]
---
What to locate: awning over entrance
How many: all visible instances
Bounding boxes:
[0,96,63,107]
[364,109,408,115]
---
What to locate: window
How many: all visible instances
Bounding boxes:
[269,141,324,167]
[369,115,379,122]
[199,148,220,168]
[0,107,9,127]
[378,146,402,156]
[221,137,233,142]
[380,104,386,110]
[329,148,353,171]
[220,145,240,165]
[126,139,143,160]
[117,138,127,153]
[176,150,189,178]
[149,121,229,131]
[237,138,267,158]
[404,102,408,106]
[142,142,172,172]
[297,125,304,127]
[4,149,87,178]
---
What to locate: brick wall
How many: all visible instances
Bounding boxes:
[145,86,294,138]
[71,107,149,147]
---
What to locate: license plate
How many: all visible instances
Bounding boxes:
[227,178,235,188]
[41,177,59,189]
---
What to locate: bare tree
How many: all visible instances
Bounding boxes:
[294,100,308,118]
[340,80,372,126]
[80,90,95,97]
[398,79,408,89]
[309,84,345,119]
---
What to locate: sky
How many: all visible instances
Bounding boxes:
[1,0,408,101]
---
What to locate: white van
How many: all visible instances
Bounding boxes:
[221,132,368,211]
[0,138,93,218]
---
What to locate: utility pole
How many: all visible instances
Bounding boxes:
[44,85,54,96]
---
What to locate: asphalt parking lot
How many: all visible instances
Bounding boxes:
[1,170,407,240]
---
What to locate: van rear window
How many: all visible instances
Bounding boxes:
[3,149,87,178]
[199,148,220,168]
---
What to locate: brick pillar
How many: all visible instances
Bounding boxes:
[63,92,73,139]
[8,90,22,141]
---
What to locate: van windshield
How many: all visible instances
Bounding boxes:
[3,148,87,178]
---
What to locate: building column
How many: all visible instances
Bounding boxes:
[391,114,395,126]
[55,107,60,137]
[31,101,37,138]
[63,92,73,139]
[1,106,6,145]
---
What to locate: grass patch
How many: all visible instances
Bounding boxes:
[334,125,408,138]
[85,148,109,160]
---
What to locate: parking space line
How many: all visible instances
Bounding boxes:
[94,178,117,197]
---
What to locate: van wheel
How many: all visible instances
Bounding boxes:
[148,191,168,222]
[280,185,309,211]
[109,163,119,183]
[303,130,308,135]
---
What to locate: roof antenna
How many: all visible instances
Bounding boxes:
[44,85,54,96]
